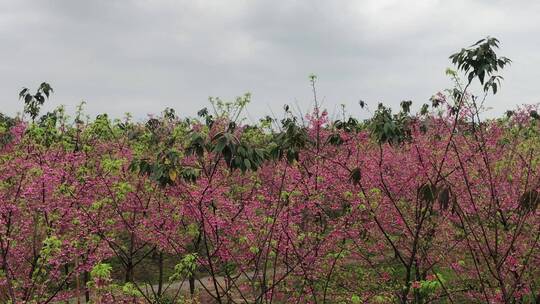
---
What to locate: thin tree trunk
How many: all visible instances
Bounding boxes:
[125,260,134,283]
[64,264,70,304]
[84,271,90,302]
[189,275,196,296]
[75,255,81,304]
[157,251,164,298]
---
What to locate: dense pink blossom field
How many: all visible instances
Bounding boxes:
[1,38,539,303]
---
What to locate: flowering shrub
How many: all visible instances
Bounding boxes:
[1,37,539,303]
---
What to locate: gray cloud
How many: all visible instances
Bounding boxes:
[1,0,539,121]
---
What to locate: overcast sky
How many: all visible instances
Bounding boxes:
[1,0,540,121]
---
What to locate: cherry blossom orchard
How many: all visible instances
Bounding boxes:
[1,38,539,303]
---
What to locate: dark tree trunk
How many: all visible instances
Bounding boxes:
[125,260,134,283]
[189,275,195,295]
[84,271,90,302]
[157,251,164,297]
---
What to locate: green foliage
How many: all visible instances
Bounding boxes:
[369,103,412,145]
[186,131,206,158]
[90,263,113,279]
[351,294,361,303]
[449,37,511,94]
[186,223,199,238]
[113,181,134,200]
[209,92,251,121]
[417,273,446,297]
[0,113,15,147]
[122,282,143,297]
[19,82,53,121]
[328,117,362,146]
[169,253,198,282]
[131,149,200,186]
[270,108,310,163]
[101,156,124,173]
[87,113,114,139]
[32,236,62,280]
